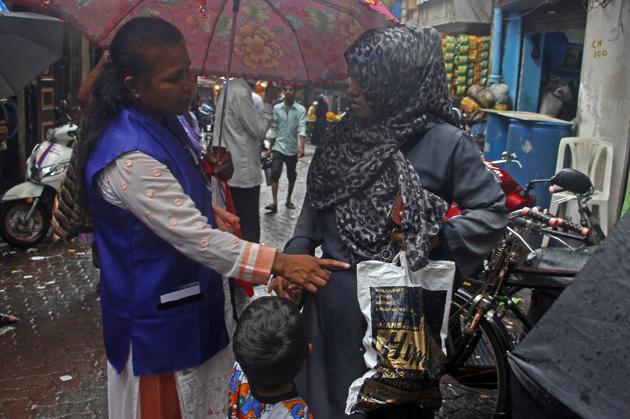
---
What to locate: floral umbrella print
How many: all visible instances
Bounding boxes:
[234,24,283,71]
[41,0,399,84]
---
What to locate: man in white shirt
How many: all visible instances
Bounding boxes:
[212,78,278,243]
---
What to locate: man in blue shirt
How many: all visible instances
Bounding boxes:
[264,86,306,213]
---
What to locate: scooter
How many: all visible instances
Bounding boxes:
[0,100,77,247]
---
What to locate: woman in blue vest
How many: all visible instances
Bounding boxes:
[73,17,349,419]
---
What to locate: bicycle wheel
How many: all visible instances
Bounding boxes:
[439,291,512,418]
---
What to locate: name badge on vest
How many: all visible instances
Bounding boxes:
[158,282,202,310]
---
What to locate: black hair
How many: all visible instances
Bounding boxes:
[233,297,308,389]
[75,17,184,210]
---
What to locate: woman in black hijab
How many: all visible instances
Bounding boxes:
[278,27,508,418]
[309,95,328,146]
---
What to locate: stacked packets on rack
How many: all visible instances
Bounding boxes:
[442,34,490,96]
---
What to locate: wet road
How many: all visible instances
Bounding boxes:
[0,242,105,418]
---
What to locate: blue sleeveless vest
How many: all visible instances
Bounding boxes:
[85,108,229,376]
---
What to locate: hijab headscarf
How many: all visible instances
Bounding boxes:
[315,95,328,119]
[306,26,455,271]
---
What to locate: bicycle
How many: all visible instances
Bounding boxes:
[439,207,592,418]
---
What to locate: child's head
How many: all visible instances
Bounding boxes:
[233,297,308,390]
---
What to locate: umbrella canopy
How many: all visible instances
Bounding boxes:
[0,11,64,98]
[46,0,398,84]
[508,213,630,418]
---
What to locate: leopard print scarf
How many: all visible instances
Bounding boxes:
[306,27,454,271]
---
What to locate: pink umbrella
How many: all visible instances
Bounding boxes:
[42,0,399,84]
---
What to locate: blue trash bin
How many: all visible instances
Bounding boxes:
[506,119,572,209]
[484,112,511,161]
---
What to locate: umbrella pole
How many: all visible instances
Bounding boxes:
[215,0,240,150]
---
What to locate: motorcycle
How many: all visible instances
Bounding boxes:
[0,100,77,247]
[446,151,537,219]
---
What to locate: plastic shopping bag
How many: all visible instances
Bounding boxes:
[346,252,455,414]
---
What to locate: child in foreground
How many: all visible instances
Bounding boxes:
[228,296,312,419]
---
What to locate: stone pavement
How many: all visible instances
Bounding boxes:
[0,144,315,418]
[0,243,105,418]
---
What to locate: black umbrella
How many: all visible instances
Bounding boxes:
[508,213,630,418]
[0,11,64,98]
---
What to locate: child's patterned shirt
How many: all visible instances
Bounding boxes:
[227,362,312,419]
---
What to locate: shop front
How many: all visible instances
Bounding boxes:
[496,0,587,120]
[494,0,630,230]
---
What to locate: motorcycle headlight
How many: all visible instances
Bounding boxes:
[40,162,69,178]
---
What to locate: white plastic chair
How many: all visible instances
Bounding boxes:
[548,137,614,235]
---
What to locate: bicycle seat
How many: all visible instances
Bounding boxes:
[516,246,598,325]
[513,246,598,288]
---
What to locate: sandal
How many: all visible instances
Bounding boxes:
[285,202,296,209]
[0,313,18,327]
[264,204,277,214]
